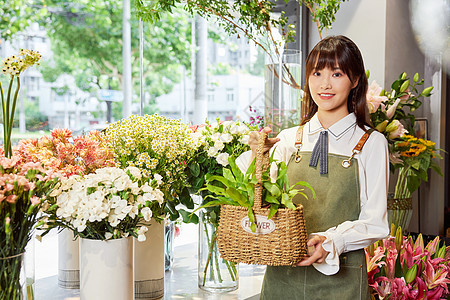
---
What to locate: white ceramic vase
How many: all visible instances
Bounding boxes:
[58,229,80,289]
[134,219,165,299]
[79,237,133,300]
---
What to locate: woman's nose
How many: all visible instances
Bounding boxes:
[320,77,331,89]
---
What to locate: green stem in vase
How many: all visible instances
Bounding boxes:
[224,260,236,282]
[202,222,216,286]
[213,240,223,283]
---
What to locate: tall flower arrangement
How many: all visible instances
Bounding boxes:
[366,72,442,199]
[0,155,59,299]
[186,119,256,289]
[1,49,41,158]
[103,114,198,219]
[365,226,450,299]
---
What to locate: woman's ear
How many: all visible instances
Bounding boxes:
[352,77,359,89]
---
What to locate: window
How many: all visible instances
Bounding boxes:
[226,89,234,102]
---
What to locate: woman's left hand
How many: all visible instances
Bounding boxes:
[296,235,330,266]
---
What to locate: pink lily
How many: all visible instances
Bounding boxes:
[374,277,391,299]
[386,98,402,119]
[423,258,450,291]
[425,236,440,257]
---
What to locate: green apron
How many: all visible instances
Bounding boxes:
[260,152,370,300]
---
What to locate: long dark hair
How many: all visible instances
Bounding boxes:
[300,35,370,130]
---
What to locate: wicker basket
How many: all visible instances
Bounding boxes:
[216,132,308,266]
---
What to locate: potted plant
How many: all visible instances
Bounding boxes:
[17,128,115,289]
[41,166,164,299]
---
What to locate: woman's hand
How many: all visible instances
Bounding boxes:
[248,127,280,160]
[297,235,330,266]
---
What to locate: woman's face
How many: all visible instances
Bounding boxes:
[308,66,357,116]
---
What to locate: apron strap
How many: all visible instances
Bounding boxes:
[342,128,375,168]
[294,126,304,163]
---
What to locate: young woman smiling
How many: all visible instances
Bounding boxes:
[237,35,389,299]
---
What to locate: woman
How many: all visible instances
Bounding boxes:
[237,35,389,299]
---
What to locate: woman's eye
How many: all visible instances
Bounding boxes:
[333,72,343,77]
[313,71,321,76]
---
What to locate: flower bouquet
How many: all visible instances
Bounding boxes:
[17,128,115,178]
[366,72,442,229]
[42,166,164,241]
[365,225,450,299]
[0,155,59,299]
[186,119,256,290]
[103,114,198,219]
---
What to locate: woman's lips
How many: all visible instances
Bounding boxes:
[318,93,335,100]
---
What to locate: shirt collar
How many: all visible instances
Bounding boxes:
[307,113,357,140]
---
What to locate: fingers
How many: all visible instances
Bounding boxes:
[296,235,329,266]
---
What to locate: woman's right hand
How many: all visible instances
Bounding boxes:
[248,127,280,159]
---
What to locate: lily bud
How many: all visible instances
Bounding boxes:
[394,226,403,252]
[386,98,401,119]
[405,264,418,284]
[400,80,410,93]
[422,86,433,97]
[385,120,408,139]
[401,72,407,80]
[375,120,389,132]
[413,73,419,83]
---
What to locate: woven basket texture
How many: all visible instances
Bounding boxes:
[216,132,308,266]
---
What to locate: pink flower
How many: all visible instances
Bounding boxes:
[30,195,41,205]
[386,98,402,119]
[6,194,18,204]
[366,81,388,113]
[385,120,408,139]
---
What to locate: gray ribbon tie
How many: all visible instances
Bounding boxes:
[309,131,328,174]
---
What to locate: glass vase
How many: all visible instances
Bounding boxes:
[165,220,175,271]
[264,49,303,136]
[387,196,413,232]
[198,210,238,292]
[0,252,26,300]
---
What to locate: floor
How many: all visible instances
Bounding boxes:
[32,223,265,300]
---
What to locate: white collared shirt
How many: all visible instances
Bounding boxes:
[236,113,389,275]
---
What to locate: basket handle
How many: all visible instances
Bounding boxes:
[254,131,270,209]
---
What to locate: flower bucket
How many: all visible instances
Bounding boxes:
[134,219,165,299]
[79,237,133,300]
[58,229,80,289]
[0,252,27,300]
[387,197,413,232]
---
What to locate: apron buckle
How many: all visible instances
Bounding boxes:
[295,147,302,163]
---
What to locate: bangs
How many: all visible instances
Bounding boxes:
[306,40,355,81]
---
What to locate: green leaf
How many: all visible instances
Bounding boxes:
[263,182,281,197]
[225,187,248,207]
[264,194,280,204]
[189,162,201,177]
[268,204,279,219]
[222,168,237,184]
[228,156,243,182]
[291,181,316,199]
[178,209,199,224]
[179,187,194,209]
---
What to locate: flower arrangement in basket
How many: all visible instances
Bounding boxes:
[103,114,198,219]
[365,225,450,299]
[0,155,60,299]
[42,166,164,241]
[201,132,315,266]
[366,72,442,200]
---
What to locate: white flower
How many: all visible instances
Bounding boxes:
[216,152,230,166]
[211,132,221,142]
[125,166,142,179]
[141,207,153,222]
[214,140,224,151]
[154,173,163,185]
[207,146,219,157]
[229,123,239,135]
[137,226,148,242]
[240,134,250,144]
[220,133,233,143]
[152,189,164,204]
